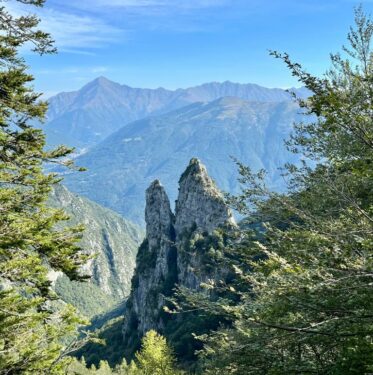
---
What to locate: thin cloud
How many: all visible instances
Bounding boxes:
[39,8,124,50]
[41,0,235,42]
[7,1,125,52]
[57,49,97,56]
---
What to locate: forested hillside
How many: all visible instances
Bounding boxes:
[49,185,143,317]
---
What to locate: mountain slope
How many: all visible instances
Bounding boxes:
[49,184,144,317]
[62,97,306,224]
[44,78,307,149]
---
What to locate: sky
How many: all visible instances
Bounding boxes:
[14,0,373,97]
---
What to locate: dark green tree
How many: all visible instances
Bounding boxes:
[181,7,373,374]
[0,1,89,373]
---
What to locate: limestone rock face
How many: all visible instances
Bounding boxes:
[145,180,174,250]
[175,158,235,236]
[122,158,235,356]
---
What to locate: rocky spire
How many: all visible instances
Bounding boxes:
[122,180,176,346]
[175,158,235,236]
[145,179,174,249]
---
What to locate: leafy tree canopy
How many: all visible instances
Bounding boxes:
[178,6,373,375]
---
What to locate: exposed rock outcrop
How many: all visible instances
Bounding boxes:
[145,180,175,251]
[175,158,235,236]
[122,158,236,357]
[125,181,177,335]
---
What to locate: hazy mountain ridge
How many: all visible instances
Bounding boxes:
[49,184,144,317]
[44,77,308,149]
[62,97,307,224]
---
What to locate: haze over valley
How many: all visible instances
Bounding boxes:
[45,78,309,223]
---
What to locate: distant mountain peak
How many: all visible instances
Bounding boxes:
[82,76,120,90]
[95,75,111,83]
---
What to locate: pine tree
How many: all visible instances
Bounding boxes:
[64,333,182,374]
[0,1,89,373]
[135,330,180,375]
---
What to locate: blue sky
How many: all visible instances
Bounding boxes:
[17,0,373,96]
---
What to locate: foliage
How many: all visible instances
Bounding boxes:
[67,331,183,375]
[133,239,155,275]
[165,227,237,368]
[180,6,373,375]
[54,275,117,318]
[75,317,126,368]
[135,330,180,375]
[0,0,90,373]
[49,184,143,318]
[66,356,135,375]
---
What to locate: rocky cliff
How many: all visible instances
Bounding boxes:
[122,158,236,358]
[49,185,144,317]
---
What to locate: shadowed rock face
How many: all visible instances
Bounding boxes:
[126,180,176,335]
[122,158,236,355]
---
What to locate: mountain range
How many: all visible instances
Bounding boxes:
[61,96,306,224]
[44,77,308,150]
